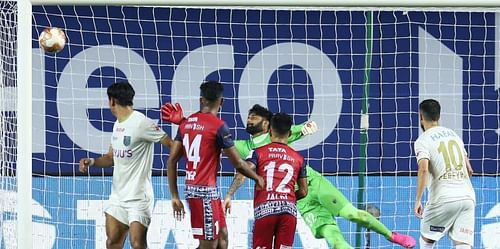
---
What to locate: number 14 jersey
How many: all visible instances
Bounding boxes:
[175,112,234,188]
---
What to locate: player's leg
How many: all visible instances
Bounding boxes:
[420,201,459,249]
[104,203,131,249]
[318,224,352,249]
[104,213,128,249]
[188,198,225,249]
[273,214,297,248]
[127,206,152,249]
[337,203,415,248]
[216,227,228,249]
[419,236,435,249]
[215,200,228,249]
[301,206,352,249]
[252,215,276,249]
[316,179,393,239]
[448,199,475,249]
[128,222,148,249]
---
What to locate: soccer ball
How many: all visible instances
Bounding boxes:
[38,27,66,53]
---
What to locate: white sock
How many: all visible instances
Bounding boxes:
[455,244,471,249]
[419,236,434,249]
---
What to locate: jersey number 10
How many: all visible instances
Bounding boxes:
[437,139,464,172]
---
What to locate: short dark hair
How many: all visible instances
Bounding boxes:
[248,104,273,121]
[419,99,441,121]
[271,112,293,136]
[107,81,135,106]
[200,80,223,102]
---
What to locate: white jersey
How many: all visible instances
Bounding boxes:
[414,126,475,204]
[109,111,165,206]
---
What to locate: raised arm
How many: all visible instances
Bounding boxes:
[288,121,318,144]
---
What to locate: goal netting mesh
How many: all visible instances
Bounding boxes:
[6,4,500,249]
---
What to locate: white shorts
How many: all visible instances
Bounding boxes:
[104,200,153,228]
[421,199,475,246]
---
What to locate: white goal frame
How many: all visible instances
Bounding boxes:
[16,1,500,248]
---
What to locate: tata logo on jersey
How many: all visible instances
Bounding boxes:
[268,147,286,153]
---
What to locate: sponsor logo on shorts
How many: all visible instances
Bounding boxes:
[192,227,203,235]
[280,245,292,249]
[459,227,473,235]
[429,225,445,233]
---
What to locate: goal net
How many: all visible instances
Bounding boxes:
[9,3,500,249]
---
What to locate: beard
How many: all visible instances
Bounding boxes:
[420,123,425,132]
[246,121,264,135]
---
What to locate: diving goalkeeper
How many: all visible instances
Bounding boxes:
[161,103,416,249]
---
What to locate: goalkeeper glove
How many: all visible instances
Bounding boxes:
[301,121,318,136]
[161,102,186,125]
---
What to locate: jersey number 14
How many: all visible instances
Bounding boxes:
[183,134,202,170]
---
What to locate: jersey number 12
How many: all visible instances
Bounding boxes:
[263,161,294,193]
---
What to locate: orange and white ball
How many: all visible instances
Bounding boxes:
[38,27,66,53]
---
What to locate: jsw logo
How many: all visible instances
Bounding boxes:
[0,190,56,249]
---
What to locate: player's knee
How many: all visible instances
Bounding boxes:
[129,239,146,249]
[217,228,228,249]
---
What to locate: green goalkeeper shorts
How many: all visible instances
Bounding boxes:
[301,206,338,238]
[298,176,350,238]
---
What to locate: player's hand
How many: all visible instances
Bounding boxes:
[161,102,185,125]
[79,158,92,173]
[301,121,318,136]
[255,176,265,191]
[223,197,232,215]
[171,198,185,221]
[414,202,423,219]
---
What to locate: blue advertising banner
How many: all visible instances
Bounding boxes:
[29,7,500,175]
[0,176,489,248]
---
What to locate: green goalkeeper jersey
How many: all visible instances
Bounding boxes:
[234,123,304,159]
[233,122,323,184]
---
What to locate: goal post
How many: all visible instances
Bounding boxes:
[12,1,500,248]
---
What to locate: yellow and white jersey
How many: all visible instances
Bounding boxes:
[414,126,475,204]
[109,111,165,207]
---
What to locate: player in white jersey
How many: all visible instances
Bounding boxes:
[414,99,475,249]
[79,81,173,249]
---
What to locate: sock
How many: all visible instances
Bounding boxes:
[419,236,434,249]
[455,244,471,249]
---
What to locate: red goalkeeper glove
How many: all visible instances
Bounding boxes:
[161,102,186,125]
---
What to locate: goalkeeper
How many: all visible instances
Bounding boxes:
[161,103,416,249]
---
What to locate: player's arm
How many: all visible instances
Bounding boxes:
[167,140,186,220]
[414,158,429,218]
[159,134,174,148]
[295,162,308,200]
[79,146,114,173]
[288,121,318,144]
[224,146,264,189]
[465,156,473,177]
